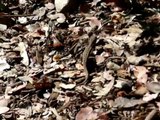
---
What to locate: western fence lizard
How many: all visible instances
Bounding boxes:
[76,33,97,84]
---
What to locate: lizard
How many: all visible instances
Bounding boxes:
[76,32,97,84]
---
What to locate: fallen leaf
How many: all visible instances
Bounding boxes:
[32,103,43,113]
[19,0,27,4]
[18,42,29,66]
[59,83,76,89]
[103,70,114,81]
[146,82,160,93]
[92,0,101,6]
[134,85,148,95]
[45,2,54,10]
[0,57,10,71]
[18,76,34,84]
[0,106,9,114]
[133,66,148,84]
[143,93,158,102]
[48,13,66,23]
[86,17,102,29]
[0,24,7,31]
[0,95,10,107]
[95,55,105,65]
[76,107,98,120]
[94,79,114,96]
[127,55,145,65]
[156,102,160,112]
[8,82,27,94]
[113,97,145,108]
[33,7,46,20]
[114,79,132,88]
[54,0,69,12]
[18,17,27,24]
[50,108,63,120]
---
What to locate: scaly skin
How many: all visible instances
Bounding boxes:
[77,34,97,84]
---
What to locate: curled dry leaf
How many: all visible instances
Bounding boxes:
[32,103,43,113]
[94,79,114,96]
[133,66,148,84]
[55,0,69,12]
[127,55,145,65]
[76,107,98,120]
[0,57,10,71]
[103,70,114,81]
[26,23,40,32]
[59,83,76,89]
[134,85,148,96]
[146,82,160,93]
[117,69,130,78]
[45,2,55,10]
[114,79,132,89]
[143,93,158,102]
[0,106,9,114]
[50,108,63,120]
[18,42,29,66]
[18,76,34,84]
[92,0,101,6]
[0,24,7,31]
[19,0,27,4]
[0,95,10,107]
[86,17,102,29]
[95,55,105,65]
[8,82,27,94]
[113,97,145,108]
[47,13,66,23]
[18,17,27,24]
[156,102,160,112]
[33,7,46,20]
[107,61,120,70]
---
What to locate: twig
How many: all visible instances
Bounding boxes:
[145,108,157,120]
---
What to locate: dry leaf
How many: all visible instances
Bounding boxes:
[32,103,43,113]
[18,42,29,66]
[50,108,63,120]
[133,66,148,84]
[0,24,7,31]
[47,13,66,23]
[45,2,54,10]
[134,85,148,95]
[33,7,46,20]
[127,55,145,65]
[0,106,9,114]
[117,69,130,78]
[18,76,34,84]
[55,0,81,13]
[86,17,102,29]
[114,79,131,88]
[76,107,98,120]
[8,82,27,94]
[55,0,69,12]
[0,95,10,107]
[143,93,158,102]
[95,55,105,65]
[59,83,76,89]
[19,0,27,4]
[146,82,160,93]
[0,57,10,71]
[113,97,145,108]
[26,23,40,32]
[92,0,101,6]
[156,102,160,112]
[94,79,114,96]
[18,17,27,24]
[103,70,114,81]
